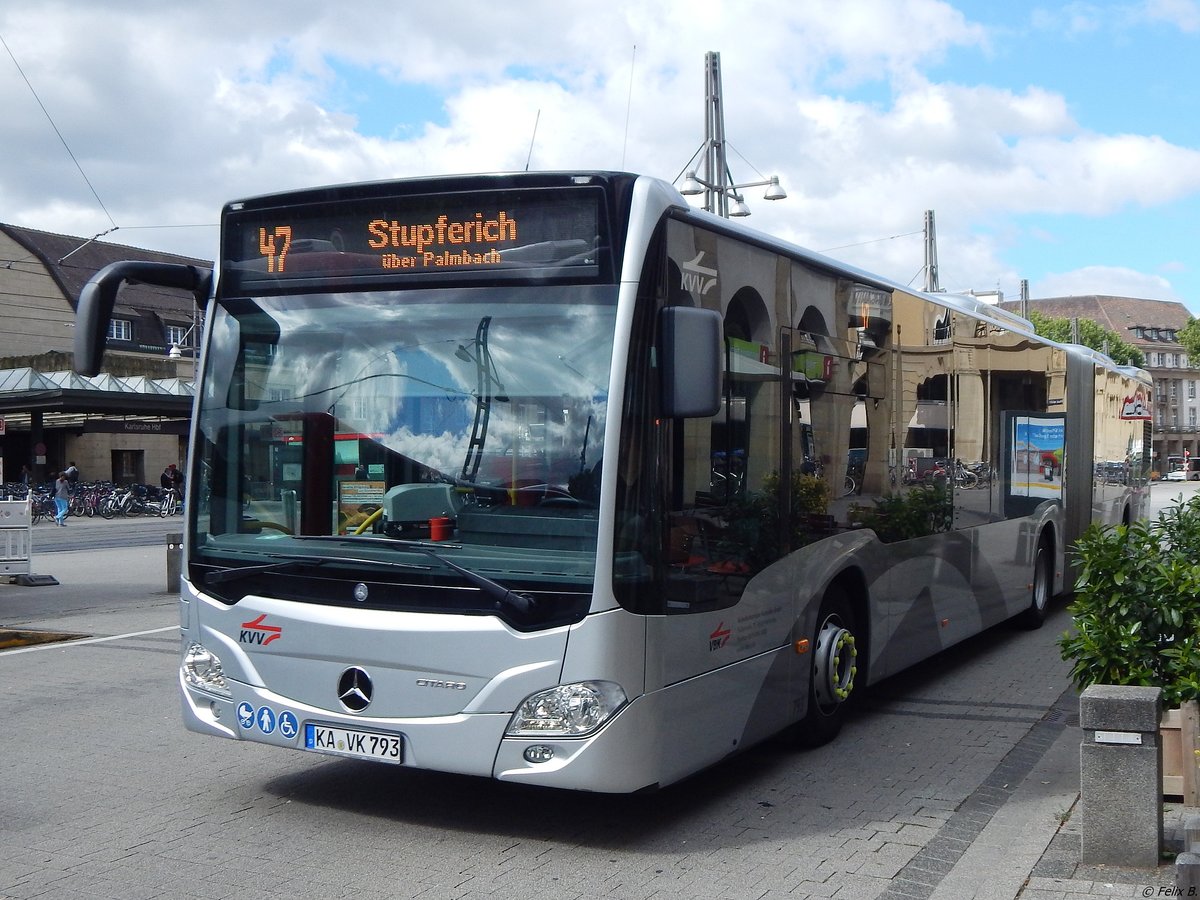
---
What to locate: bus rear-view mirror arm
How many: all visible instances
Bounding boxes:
[74,261,213,376]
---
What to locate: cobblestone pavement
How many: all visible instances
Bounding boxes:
[1,504,1196,899]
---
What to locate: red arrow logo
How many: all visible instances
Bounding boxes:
[709,622,731,650]
[240,614,282,646]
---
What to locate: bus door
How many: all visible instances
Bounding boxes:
[645,316,795,778]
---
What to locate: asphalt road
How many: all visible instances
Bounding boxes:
[1151,476,1200,516]
[27,510,184,553]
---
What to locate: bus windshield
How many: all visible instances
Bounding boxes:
[190,283,616,613]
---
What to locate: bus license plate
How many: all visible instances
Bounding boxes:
[304,723,403,764]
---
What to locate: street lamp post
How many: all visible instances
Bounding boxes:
[166,327,195,360]
[677,51,787,218]
[166,313,200,382]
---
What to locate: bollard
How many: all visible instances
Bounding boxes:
[1178,851,1200,893]
[1177,816,1200,892]
[1079,684,1163,867]
[166,532,183,594]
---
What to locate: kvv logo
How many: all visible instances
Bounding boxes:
[239,614,282,646]
[680,252,718,297]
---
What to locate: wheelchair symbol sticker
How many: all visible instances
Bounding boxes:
[278,711,298,740]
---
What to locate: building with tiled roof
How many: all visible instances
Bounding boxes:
[1000,294,1197,472]
[0,224,210,485]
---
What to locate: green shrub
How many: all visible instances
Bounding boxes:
[720,472,831,571]
[848,484,952,543]
[1059,496,1200,708]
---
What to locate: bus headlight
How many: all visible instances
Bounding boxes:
[182,642,230,698]
[506,681,627,737]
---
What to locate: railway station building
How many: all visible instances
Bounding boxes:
[0,224,208,487]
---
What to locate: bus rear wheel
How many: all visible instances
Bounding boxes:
[791,588,859,747]
[1018,535,1053,629]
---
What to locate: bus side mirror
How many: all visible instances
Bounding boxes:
[74,261,213,376]
[660,306,721,418]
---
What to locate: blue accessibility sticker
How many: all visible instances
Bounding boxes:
[256,705,277,734]
[278,711,299,740]
[236,701,255,730]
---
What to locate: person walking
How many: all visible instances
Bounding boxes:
[53,471,70,526]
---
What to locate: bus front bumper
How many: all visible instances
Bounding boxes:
[180,673,662,794]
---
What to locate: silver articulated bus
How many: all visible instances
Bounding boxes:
[75,172,1152,792]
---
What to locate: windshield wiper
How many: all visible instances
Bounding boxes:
[344,536,540,620]
[408,545,540,620]
[202,555,428,586]
[211,536,540,620]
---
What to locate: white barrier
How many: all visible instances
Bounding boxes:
[0,498,32,578]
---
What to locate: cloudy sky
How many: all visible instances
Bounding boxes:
[2,1,1199,311]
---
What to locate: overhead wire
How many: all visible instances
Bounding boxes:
[0,32,117,230]
[819,230,923,254]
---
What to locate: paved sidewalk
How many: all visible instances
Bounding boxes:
[862,683,1187,900]
[1019,802,1192,900]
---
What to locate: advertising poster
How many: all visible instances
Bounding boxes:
[338,480,385,533]
[1010,416,1065,499]
[1003,412,1066,518]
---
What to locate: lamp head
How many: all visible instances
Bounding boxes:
[763,175,787,201]
[679,171,705,196]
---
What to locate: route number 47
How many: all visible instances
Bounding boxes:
[258,226,293,273]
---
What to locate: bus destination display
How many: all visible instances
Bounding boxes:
[224,189,605,291]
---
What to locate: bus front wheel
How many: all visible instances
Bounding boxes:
[790,587,859,747]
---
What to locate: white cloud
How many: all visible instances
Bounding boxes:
[1139,0,1200,31]
[1,0,1198,308]
[1033,265,1180,301]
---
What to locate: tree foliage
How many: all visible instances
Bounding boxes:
[1026,310,1145,367]
[1177,317,1200,365]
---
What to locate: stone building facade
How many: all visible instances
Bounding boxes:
[1001,294,1196,472]
[0,224,208,486]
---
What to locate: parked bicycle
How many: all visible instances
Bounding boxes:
[159,488,181,517]
[951,459,978,489]
[29,490,57,525]
[709,449,746,503]
[963,460,992,488]
[99,484,163,518]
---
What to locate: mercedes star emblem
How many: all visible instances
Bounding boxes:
[337,667,373,712]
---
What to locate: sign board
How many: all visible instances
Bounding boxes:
[337,480,385,534]
[1094,730,1143,745]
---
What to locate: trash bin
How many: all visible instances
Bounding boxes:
[166,532,183,594]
